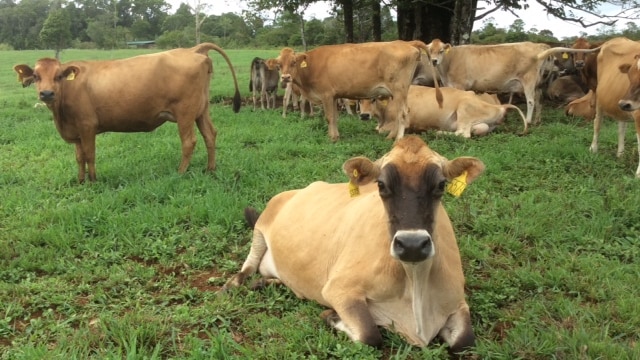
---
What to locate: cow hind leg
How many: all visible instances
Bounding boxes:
[176,112,199,173]
[195,113,217,171]
[223,228,271,290]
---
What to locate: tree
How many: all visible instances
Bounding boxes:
[40,7,72,58]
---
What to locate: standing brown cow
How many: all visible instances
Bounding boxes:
[14,43,241,183]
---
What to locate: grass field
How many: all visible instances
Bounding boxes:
[1,47,639,359]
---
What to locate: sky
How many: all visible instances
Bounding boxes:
[172,0,632,39]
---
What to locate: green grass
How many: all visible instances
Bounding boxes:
[1,48,639,359]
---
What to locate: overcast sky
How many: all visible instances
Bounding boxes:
[174,0,630,39]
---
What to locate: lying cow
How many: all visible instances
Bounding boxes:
[250,57,279,110]
[224,135,484,352]
[547,75,588,104]
[590,37,640,177]
[360,86,527,138]
[427,39,599,125]
[565,90,595,121]
[275,41,441,141]
[14,43,241,183]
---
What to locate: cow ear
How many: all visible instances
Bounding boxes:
[14,64,35,87]
[443,157,485,185]
[343,156,380,186]
[62,65,80,80]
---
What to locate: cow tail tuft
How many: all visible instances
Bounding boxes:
[244,207,261,229]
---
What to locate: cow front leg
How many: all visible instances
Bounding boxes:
[319,300,382,348]
[438,302,475,354]
[73,142,87,183]
[590,103,604,153]
[324,99,340,141]
[78,133,97,182]
[616,121,627,157]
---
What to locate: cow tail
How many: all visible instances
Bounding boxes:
[244,207,261,229]
[196,43,242,113]
[504,104,528,135]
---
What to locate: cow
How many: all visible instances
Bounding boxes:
[589,37,640,178]
[359,86,527,138]
[274,42,441,141]
[565,90,595,121]
[14,43,241,183]
[547,75,588,105]
[426,39,599,125]
[249,57,280,110]
[224,135,484,352]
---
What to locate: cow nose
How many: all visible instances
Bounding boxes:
[431,59,438,66]
[360,113,370,121]
[618,100,634,111]
[575,60,585,68]
[281,74,291,83]
[392,230,433,263]
[39,90,55,102]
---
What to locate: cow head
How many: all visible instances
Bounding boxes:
[571,37,591,69]
[14,58,80,104]
[426,39,451,66]
[343,136,484,263]
[276,47,306,86]
[618,55,640,112]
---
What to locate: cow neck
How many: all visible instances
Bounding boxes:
[407,259,434,344]
[49,90,69,137]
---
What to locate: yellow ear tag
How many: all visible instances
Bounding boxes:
[380,99,388,107]
[348,169,360,197]
[300,61,307,68]
[445,48,450,54]
[446,171,467,197]
[66,72,76,81]
[562,52,569,59]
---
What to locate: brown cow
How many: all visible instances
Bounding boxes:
[360,86,527,137]
[275,42,440,141]
[589,37,640,178]
[426,39,599,125]
[250,57,279,110]
[14,43,241,183]
[547,75,588,104]
[224,135,484,352]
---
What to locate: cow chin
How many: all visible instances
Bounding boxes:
[390,229,434,263]
[618,99,640,112]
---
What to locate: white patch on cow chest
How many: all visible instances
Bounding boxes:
[258,248,280,279]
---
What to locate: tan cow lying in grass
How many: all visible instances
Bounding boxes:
[225,136,483,353]
[359,86,527,138]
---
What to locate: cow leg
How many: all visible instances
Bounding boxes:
[635,115,640,178]
[195,113,217,171]
[320,294,382,347]
[590,101,604,153]
[73,142,87,183]
[282,83,291,118]
[77,131,97,182]
[177,118,197,173]
[533,87,543,124]
[324,99,340,141]
[616,121,627,157]
[438,302,475,354]
[223,229,270,290]
[252,87,258,111]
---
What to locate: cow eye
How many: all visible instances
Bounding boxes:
[377,180,391,197]
[33,74,41,82]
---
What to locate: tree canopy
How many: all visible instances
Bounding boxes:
[0,0,637,51]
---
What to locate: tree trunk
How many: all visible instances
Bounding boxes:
[372,0,381,41]
[341,0,354,43]
[396,0,475,45]
[299,13,308,51]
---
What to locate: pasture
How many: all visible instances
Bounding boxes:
[1,47,639,359]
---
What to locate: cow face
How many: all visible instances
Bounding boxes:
[14,58,79,104]
[618,55,640,112]
[426,39,451,66]
[276,47,305,86]
[343,136,484,264]
[571,37,591,69]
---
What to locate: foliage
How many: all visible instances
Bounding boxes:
[39,7,72,58]
[1,48,640,359]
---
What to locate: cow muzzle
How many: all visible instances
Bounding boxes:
[39,90,55,103]
[360,113,370,121]
[618,99,640,112]
[391,229,433,263]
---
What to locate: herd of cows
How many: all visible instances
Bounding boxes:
[11,37,640,353]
